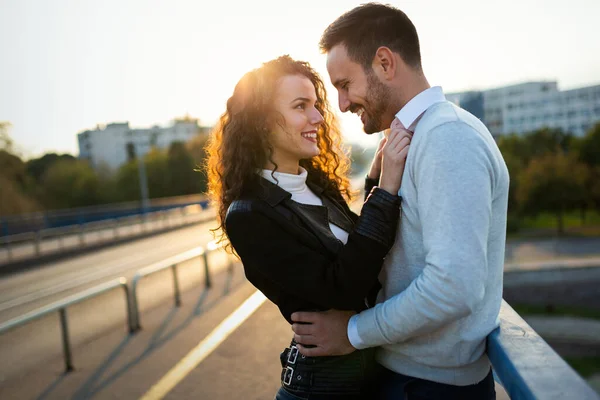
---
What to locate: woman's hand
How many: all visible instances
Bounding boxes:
[367,136,387,180]
[379,126,412,195]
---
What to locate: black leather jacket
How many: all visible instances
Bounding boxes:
[225,176,401,324]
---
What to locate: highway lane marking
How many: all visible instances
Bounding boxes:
[140,290,267,400]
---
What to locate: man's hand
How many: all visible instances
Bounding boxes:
[290,310,356,357]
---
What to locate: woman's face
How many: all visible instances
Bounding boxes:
[268,74,324,172]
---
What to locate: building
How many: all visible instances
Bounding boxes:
[447,81,600,137]
[77,117,210,170]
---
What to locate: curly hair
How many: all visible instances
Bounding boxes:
[205,55,353,252]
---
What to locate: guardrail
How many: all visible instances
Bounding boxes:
[129,241,232,331]
[488,300,600,399]
[0,240,233,373]
[0,278,132,373]
[0,205,214,266]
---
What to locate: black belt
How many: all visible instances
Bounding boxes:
[279,340,376,395]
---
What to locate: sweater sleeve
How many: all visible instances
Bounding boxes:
[353,121,495,348]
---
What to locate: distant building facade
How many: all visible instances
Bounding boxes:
[77,117,210,170]
[447,81,600,137]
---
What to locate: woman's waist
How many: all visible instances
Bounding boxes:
[280,339,377,392]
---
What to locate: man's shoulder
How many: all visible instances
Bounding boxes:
[418,101,488,135]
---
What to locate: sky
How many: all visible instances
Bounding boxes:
[1,0,599,159]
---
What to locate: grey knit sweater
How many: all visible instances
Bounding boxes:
[353,101,510,386]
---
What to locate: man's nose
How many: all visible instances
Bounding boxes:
[338,92,351,113]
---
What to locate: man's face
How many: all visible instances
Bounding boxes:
[326,44,392,134]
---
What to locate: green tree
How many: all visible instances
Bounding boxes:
[168,141,201,195]
[517,152,589,234]
[576,123,600,210]
[40,159,104,209]
[26,153,76,183]
[0,175,39,216]
[0,127,41,216]
[522,127,574,162]
[114,160,142,202]
[0,150,30,190]
[144,148,170,198]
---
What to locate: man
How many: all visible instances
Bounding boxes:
[291,3,509,399]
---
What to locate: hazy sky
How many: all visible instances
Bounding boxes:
[1,0,599,158]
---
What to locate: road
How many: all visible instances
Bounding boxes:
[0,220,598,397]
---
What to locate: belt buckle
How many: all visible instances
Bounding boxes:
[287,345,299,365]
[283,366,294,386]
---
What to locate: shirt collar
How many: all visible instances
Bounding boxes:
[395,86,446,131]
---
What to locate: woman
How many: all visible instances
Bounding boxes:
[206,55,411,399]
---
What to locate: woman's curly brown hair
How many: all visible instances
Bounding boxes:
[205,55,353,252]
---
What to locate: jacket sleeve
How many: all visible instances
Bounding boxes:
[364,175,379,201]
[226,188,401,311]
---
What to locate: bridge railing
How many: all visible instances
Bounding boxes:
[0,205,214,266]
[0,240,232,373]
[0,278,133,373]
[488,300,600,399]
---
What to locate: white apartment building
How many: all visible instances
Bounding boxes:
[447,81,600,137]
[78,117,209,170]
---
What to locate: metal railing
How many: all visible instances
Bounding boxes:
[129,241,231,331]
[488,300,600,399]
[0,240,233,374]
[0,205,215,266]
[0,278,133,373]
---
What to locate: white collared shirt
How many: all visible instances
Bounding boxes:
[394,86,446,131]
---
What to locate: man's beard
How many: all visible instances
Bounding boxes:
[361,72,392,134]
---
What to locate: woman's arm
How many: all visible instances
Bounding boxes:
[226,188,400,311]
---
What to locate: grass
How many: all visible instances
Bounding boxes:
[512,304,600,321]
[564,357,600,378]
[520,210,600,229]
[507,209,600,239]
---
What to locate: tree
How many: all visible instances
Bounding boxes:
[144,148,170,198]
[40,159,105,209]
[576,123,600,210]
[521,127,574,163]
[0,150,30,189]
[517,152,589,234]
[0,175,39,216]
[114,160,142,202]
[168,141,202,195]
[0,122,14,152]
[26,153,76,183]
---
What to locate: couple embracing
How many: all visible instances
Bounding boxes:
[206,3,509,399]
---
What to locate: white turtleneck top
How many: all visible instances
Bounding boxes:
[261,168,349,244]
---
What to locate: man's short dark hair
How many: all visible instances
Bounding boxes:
[320,3,422,71]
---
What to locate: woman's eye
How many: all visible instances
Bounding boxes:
[295,103,306,110]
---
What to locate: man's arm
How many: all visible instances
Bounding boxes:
[293,122,495,354]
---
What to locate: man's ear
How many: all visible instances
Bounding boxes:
[372,46,396,81]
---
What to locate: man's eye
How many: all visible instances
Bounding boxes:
[341,82,349,90]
